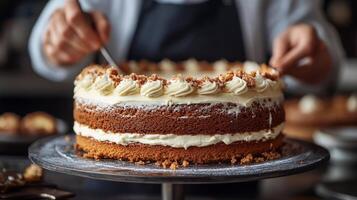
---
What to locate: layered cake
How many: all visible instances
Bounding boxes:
[74,60,285,167]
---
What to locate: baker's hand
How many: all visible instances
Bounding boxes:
[43,0,110,66]
[269,24,332,85]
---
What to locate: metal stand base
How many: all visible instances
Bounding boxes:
[162,183,184,200]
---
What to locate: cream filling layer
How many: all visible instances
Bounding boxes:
[74,122,284,149]
[74,88,283,107]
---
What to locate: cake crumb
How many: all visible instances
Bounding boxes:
[254,157,265,163]
[23,164,43,182]
[162,160,171,169]
[231,157,237,164]
[182,160,189,167]
[240,154,253,164]
[170,162,178,170]
[155,161,162,167]
[262,151,281,160]
[135,161,145,165]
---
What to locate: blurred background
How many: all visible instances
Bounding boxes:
[0,0,356,200]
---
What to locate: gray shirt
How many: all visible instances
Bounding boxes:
[28,0,345,94]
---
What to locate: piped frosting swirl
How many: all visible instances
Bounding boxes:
[93,74,114,95]
[74,74,94,92]
[225,76,248,95]
[254,73,269,93]
[114,79,139,96]
[299,95,319,114]
[166,77,194,97]
[213,60,228,73]
[347,95,357,112]
[243,61,260,73]
[198,80,219,95]
[141,80,164,97]
[74,61,282,99]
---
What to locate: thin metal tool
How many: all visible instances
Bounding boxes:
[76,0,125,73]
[99,48,118,69]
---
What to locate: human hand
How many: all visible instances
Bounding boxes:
[270,24,332,85]
[43,0,110,65]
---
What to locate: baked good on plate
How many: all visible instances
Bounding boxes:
[74,60,285,167]
[20,112,57,135]
[0,113,21,134]
[284,94,357,140]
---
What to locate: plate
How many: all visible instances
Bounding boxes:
[29,135,329,184]
[314,127,357,149]
[314,126,357,163]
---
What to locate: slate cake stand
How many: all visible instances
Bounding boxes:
[29,135,329,200]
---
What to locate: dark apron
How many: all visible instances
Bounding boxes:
[128,0,246,62]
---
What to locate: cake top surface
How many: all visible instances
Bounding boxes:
[74,60,284,105]
[77,59,279,81]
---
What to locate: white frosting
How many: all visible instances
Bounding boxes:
[75,88,283,107]
[299,95,319,114]
[197,81,219,95]
[213,60,228,73]
[140,80,164,98]
[225,76,248,95]
[166,78,194,97]
[184,58,200,72]
[128,61,140,73]
[254,73,269,93]
[74,75,94,92]
[159,59,175,72]
[74,67,283,106]
[114,79,139,96]
[347,95,357,112]
[267,79,281,90]
[92,74,114,95]
[74,122,284,149]
[243,61,260,73]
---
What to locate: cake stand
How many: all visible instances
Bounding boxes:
[29,135,329,200]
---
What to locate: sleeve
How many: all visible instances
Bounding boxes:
[265,0,345,95]
[28,0,95,82]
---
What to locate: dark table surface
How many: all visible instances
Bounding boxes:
[2,154,345,200]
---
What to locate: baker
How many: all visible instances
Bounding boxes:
[29,0,344,94]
